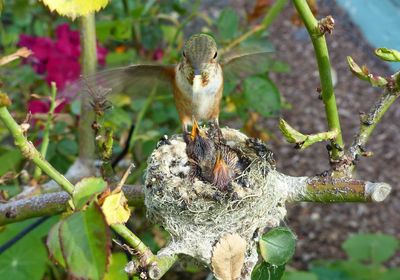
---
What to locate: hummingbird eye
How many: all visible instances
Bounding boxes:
[213,51,218,59]
[183,51,186,58]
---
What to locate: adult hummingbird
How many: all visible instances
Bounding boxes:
[83,33,276,132]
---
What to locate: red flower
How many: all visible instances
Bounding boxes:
[18,23,108,92]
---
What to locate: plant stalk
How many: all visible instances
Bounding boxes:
[0,99,74,194]
[293,0,344,159]
[34,82,57,179]
[78,13,97,161]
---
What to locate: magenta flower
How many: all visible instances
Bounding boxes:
[18,23,108,92]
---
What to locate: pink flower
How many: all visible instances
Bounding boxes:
[18,23,108,92]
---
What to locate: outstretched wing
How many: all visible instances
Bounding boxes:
[221,50,288,83]
[64,64,175,100]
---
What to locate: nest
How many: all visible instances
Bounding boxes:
[144,127,292,278]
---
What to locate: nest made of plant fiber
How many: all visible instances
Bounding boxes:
[144,127,291,269]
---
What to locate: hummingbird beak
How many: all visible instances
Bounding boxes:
[192,71,202,93]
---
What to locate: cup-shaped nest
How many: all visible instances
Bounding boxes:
[144,127,291,278]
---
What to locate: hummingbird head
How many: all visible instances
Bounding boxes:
[182,34,218,76]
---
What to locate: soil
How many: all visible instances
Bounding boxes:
[266,0,400,268]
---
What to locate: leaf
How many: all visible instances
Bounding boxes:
[101,191,131,225]
[217,8,239,41]
[375,48,400,62]
[211,233,247,280]
[104,252,129,280]
[282,271,318,280]
[310,265,350,280]
[0,218,57,280]
[46,221,66,267]
[57,138,78,158]
[0,149,22,176]
[72,177,107,210]
[243,76,281,117]
[59,203,111,280]
[259,227,296,265]
[342,233,399,263]
[40,0,110,19]
[251,262,285,280]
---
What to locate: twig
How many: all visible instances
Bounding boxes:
[0,93,74,194]
[78,13,97,162]
[293,0,344,160]
[349,89,400,160]
[0,47,32,66]
[34,82,58,179]
[286,175,391,203]
[0,185,144,226]
[112,124,135,168]
[129,86,157,149]
[222,0,289,53]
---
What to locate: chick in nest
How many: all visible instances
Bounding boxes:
[184,120,240,190]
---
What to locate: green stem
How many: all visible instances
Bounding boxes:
[0,100,74,194]
[349,90,400,159]
[129,86,157,149]
[34,82,57,179]
[223,0,288,52]
[293,0,344,159]
[78,13,97,161]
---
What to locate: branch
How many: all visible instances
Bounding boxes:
[279,118,338,149]
[349,89,400,161]
[287,175,391,203]
[0,93,74,194]
[0,185,144,226]
[292,0,344,159]
[78,13,97,161]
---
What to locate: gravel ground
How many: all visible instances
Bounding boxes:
[265,0,400,268]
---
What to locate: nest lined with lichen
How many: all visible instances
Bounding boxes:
[144,127,292,278]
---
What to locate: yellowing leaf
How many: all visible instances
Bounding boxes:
[101,192,131,225]
[211,233,247,280]
[40,0,110,19]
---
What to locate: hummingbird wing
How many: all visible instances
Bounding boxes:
[65,64,175,100]
[220,51,288,82]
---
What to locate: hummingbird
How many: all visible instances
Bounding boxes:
[82,33,276,132]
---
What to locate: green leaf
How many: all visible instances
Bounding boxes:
[342,233,399,263]
[282,271,318,280]
[244,76,281,117]
[0,149,22,176]
[105,50,137,66]
[382,268,400,280]
[57,138,78,158]
[0,218,57,280]
[73,177,107,210]
[46,221,66,267]
[251,262,285,280]
[217,8,239,41]
[310,265,350,280]
[259,227,296,265]
[375,48,400,62]
[59,203,111,280]
[104,252,129,280]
